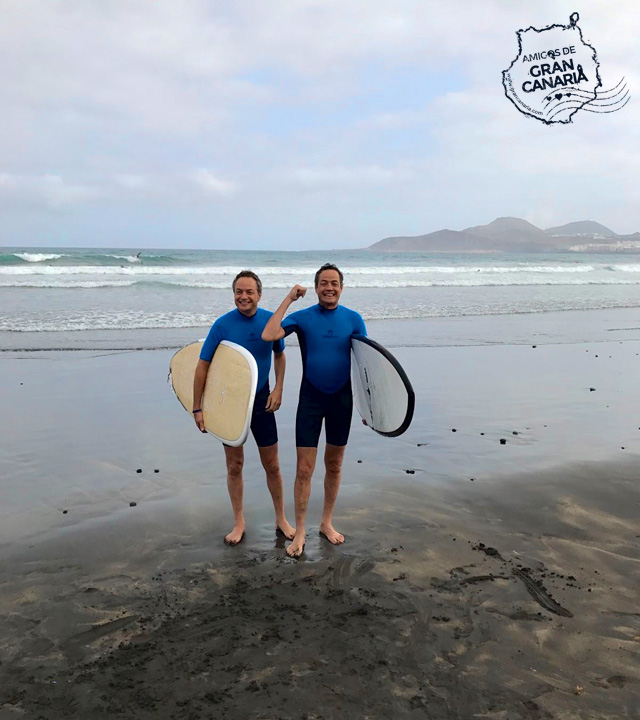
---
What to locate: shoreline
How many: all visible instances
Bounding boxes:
[3,305,640,354]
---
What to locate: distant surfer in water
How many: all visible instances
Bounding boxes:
[263,263,367,557]
[193,270,295,546]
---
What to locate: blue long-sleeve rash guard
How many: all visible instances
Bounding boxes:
[282,303,366,394]
[200,308,285,392]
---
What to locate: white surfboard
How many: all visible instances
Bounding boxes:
[170,340,258,447]
[351,335,414,437]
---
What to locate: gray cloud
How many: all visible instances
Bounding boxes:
[1,0,638,246]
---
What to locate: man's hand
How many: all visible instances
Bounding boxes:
[265,387,282,413]
[194,410,207,433]
[288,285,306,302]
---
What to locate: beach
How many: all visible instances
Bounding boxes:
[4,0,640,713]
[1,309,639,719]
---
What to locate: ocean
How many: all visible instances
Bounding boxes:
[3,247,640,351]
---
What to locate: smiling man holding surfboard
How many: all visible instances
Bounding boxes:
[262,263,366,558]
[192,271,295,546]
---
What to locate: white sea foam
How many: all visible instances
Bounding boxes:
[0,311,212,332]
[2,272,640,289]
[0,263,621,294]
[4,299,640,332]
[166,277,639,288]
[0,265,269,276]
[0,279,137,288]
[0,263,599,276]
[107,254,142,263]
[14,252,64,262]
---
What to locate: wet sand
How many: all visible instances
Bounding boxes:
[1,332,640,719]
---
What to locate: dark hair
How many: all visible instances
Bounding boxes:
[233,270,262,294]
[314,263,344,288]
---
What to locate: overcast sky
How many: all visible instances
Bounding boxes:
[1,0,638,249]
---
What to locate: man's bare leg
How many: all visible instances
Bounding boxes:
[223,445,245,545]
[258,443,295,540]
[286,446,317,557]
[319,443,346,544]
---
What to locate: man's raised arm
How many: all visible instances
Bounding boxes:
[262,285,307,341]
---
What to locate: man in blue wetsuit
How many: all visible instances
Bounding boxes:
[262,263,366,558]
[193,270,295,546]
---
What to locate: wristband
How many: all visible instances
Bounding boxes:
[192,409,202,414]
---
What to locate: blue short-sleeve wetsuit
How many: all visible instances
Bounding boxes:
[282,303,367,447]
[200,308,285,447]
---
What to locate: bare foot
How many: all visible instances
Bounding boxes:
[276,520,296,540]
[319,523,345,545]
[286,533,306,558]
[224,524,246,546]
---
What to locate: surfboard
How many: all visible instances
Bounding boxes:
[351,335,414,437]
[169,340,258,447]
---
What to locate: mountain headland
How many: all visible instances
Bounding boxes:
[369,217,640,253]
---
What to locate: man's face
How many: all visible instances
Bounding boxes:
[234,276,261,316]
[315,269,342,309]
